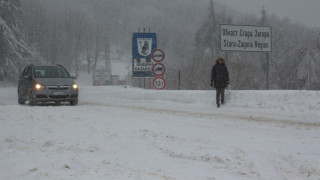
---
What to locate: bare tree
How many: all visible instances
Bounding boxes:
[85,26,93,74]
[92,24,103,71]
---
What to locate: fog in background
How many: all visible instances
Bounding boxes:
[1,0,320,90]
[215,0,320,28]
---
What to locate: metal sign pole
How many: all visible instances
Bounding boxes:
[266,53,270,90]
[225,52,228,63]
[178,69,181,90]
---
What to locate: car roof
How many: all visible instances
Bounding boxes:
[33,64,60,67]
[31,65,67,69]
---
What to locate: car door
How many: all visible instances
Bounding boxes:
[18,66,32,98]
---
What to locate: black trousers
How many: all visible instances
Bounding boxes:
[216,88,225,104]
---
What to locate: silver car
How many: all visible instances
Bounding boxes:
[18,64,79,105]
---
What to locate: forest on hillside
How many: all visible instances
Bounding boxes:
[1,0,320,90]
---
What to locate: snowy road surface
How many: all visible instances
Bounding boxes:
[1,85,320,180]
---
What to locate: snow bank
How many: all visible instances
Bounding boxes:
[79,86,320,119]
[1,85,320,180]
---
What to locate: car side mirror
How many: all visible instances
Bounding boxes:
[23,75,31,80]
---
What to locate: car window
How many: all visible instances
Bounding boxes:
[34,66,70,78]
[22,67,30,78]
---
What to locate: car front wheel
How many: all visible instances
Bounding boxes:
[29,91,35,106]
[18,91,26,105]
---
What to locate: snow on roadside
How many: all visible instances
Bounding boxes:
[0,85,320,180]
[1,84,320,124]
[78,86,320,124]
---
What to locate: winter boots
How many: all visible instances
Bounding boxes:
[217,101,225,108]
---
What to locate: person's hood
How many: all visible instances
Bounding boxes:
[34,78,75,86]
[216,58,225,64]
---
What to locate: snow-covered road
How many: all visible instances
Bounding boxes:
[1,85,320,180]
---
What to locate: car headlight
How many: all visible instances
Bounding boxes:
[35,83,43,90]
[72,84,78,89]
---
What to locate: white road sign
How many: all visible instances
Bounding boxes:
[152,49,165,62]
[152,63,165,76]
[153,77,166,90]
[220,24,272,52]
[93,68,111,86]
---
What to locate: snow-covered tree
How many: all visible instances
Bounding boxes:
[258,6,267,25]
[0,0,31,81]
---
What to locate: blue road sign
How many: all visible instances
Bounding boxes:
[132,33,157,78]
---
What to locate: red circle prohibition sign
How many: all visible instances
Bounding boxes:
[152,49,165,62]
[153,77,166,90]
[152,63,165,76]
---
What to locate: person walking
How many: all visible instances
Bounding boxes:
[210,57,229,108]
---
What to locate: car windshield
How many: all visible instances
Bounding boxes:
[34,66,70,78]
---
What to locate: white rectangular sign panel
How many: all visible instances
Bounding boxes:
[220,24,272,52]
[93,68,111,85]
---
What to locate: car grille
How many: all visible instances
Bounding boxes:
[36,94,48,98]
[49,95,69,99]
[70,94,78,98]
[47,86,70,90]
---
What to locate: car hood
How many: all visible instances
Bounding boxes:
[35,78,75,86]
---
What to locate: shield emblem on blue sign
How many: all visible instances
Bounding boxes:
[137,38,152,56]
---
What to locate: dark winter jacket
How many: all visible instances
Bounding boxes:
[211,59,229,89]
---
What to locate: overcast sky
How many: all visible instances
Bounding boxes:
[214,0,320,28]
